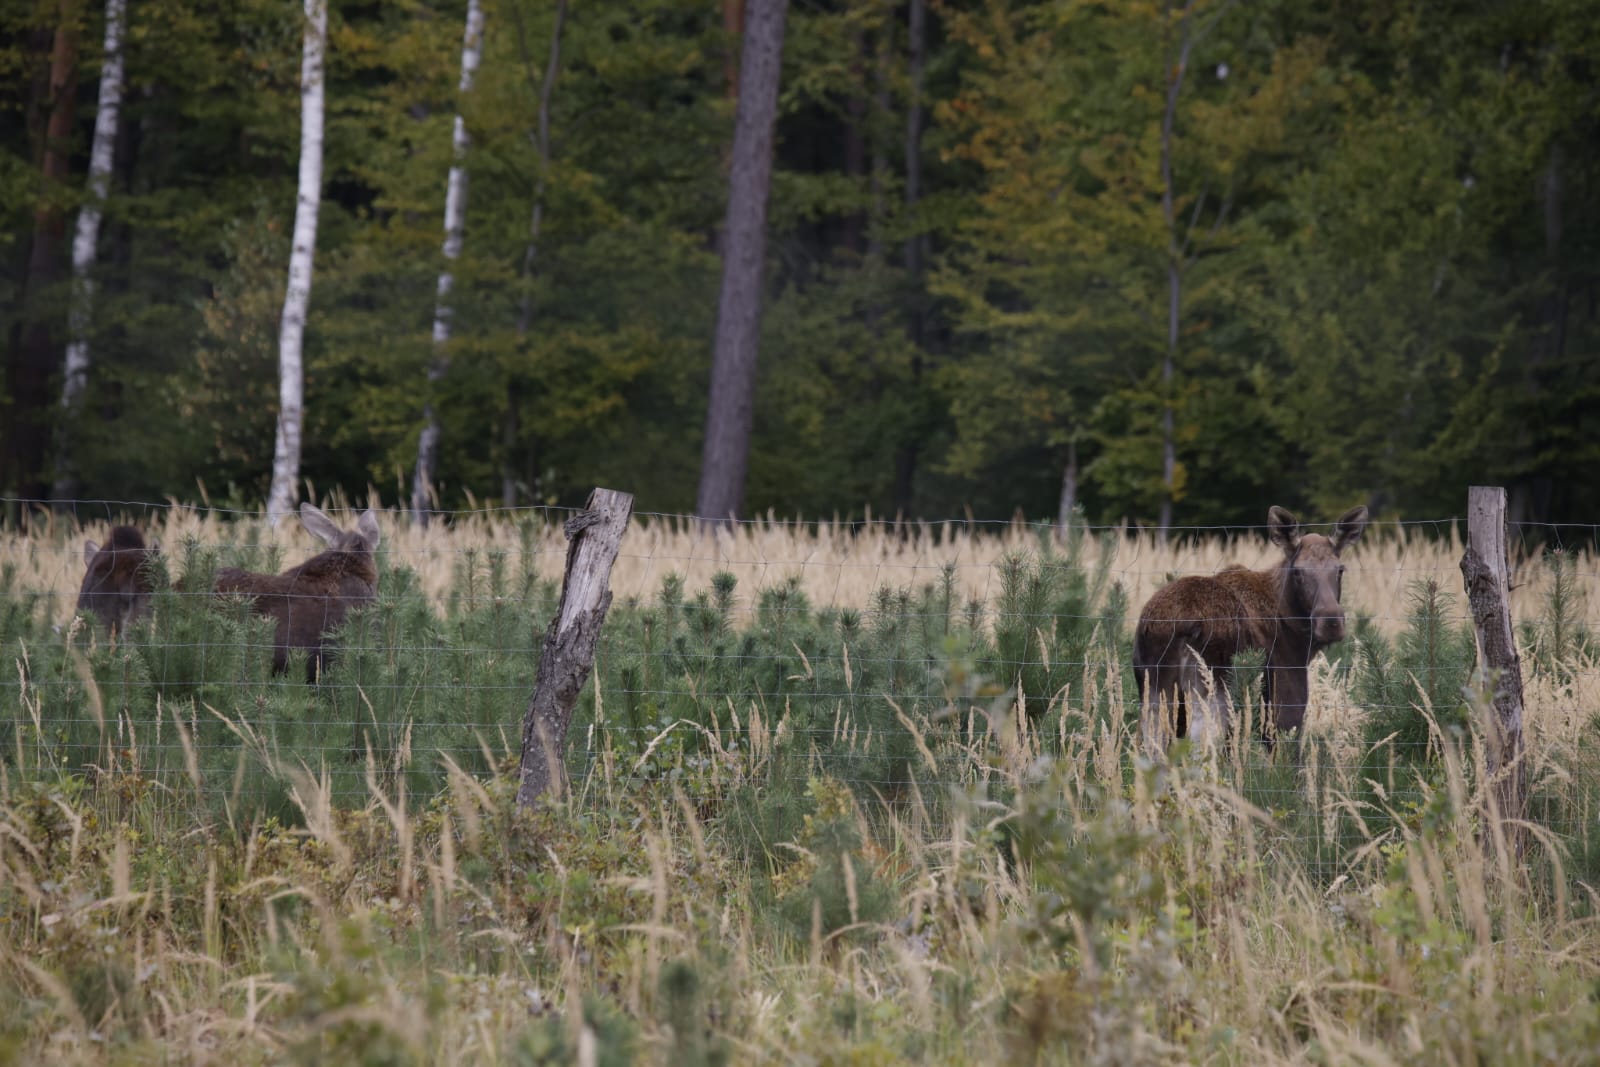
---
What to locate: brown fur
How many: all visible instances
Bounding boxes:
[77,525,162,636]
[212,505,381,681]
[1133,505,1369,751]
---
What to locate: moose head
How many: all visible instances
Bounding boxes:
[77,526,162,636]
[1268,504,1369,647]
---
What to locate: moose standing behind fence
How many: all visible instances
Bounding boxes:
[77,525,162,636]
[212,504,382,681]
[1133,505,1369,754]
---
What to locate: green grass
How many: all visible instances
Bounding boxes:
[1,522,1598,1064]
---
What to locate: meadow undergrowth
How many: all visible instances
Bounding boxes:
[0,509,1597,1064]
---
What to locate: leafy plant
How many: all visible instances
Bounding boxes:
[1356,579,1477,756]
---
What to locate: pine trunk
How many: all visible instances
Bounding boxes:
[8,3,79,506]
[841,29,867,256]
[1511,142,1565,527]
[722,0,744,98]
[267,0,326,525]
[893,0,927,519]
[500,389,520,508]
[1056,437,1079,534]
[1156,1,1194,542]
[412,0,485,524]
[695,0,788,525]
[52,0,126,505]
[868,23,890,267]
[1159,259,1177,538]
[505,0,567,509]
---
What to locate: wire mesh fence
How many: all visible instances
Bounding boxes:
[3,498,1598,882]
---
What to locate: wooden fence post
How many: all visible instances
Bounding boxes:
[1459,485,1526,856]
[516,487,634,809]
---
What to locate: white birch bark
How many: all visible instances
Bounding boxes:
[267,0,327,525]
[411,0,485,524]
[52,0,127,503]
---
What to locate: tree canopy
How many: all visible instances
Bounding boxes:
[3,0,1596,528]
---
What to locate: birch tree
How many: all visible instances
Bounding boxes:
[266,0,327,525]
[695,0,788,525]
[411,0,485,525]
[51,0,126,505]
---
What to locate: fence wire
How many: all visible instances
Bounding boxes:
[3,500,1597,881]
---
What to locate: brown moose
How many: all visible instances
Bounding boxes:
[212,504,382,681]
[77,525,162,636]
[1132,505,1369,754]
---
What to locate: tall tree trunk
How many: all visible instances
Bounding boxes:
[892,0,927,519]
[505,0,567,509]
[865,16,892,268]
[52,0,126,505]
[841,28,868,256]
[722,0,744,98]
[1056,436,1079,535]
[1159,264,1177,538]
[266,0,326,525]
[1156,1,1196,541]
[7,2,79,507]
[1510,140,1566,528]
[500,386,520,507]
[412,0,485,525]
[695,0,788,525]
[902,0,926,339]
[1540,141,1566,363]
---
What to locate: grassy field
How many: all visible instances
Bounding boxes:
[1,506,1598,1065]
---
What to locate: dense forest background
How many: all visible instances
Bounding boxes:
[2,0,1597,528]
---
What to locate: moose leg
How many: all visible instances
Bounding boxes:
[1178,645,1207,744]
[1263,661,1310,759]
[1139,662,1183,759]
[1179,648,1232,751]
[270,615,292,676]
[1188,656,1234,751]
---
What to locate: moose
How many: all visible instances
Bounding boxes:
[1132,505,1369,754]
[211,504,382,681]
[77,525,163,636]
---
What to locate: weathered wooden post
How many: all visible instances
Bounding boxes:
[517,487,633,809]
[1459,485,1526,856]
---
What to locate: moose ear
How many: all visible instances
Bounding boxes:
[299,503,342,546]
[1332,505,1369,552]
[84,540,100,565]
[1267,506,1301,551]
[356,508,381,551]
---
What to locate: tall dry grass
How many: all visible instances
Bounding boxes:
[1,506,1597,1064]
[9,504,1593,634]
[3,664,1595,1064]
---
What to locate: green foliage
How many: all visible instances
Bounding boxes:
[3,0,1597,527]
[1355,580,1477,755]
[1520,548,1595,680]
[776,778,895,950]
[3,523,1600,1063]
[509,995,638,1067]
[277,920,448,1067]
[984,518,1123,724]
[1008,777,1167,966]
[655,959,729,1067]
